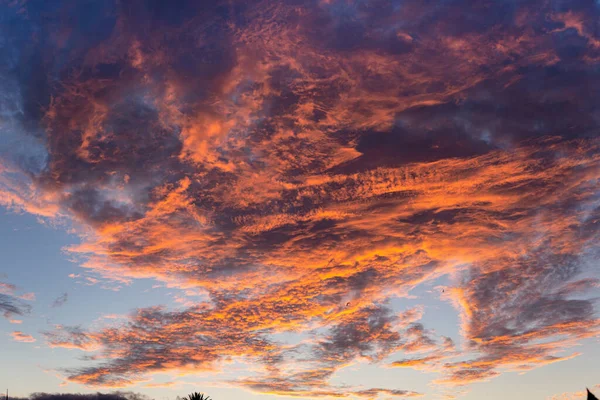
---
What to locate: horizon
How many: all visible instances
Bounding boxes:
[1,0,599,399]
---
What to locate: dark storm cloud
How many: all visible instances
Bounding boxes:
[0,6,48,176]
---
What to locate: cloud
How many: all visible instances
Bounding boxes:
[0,293,29,318]
[314,305,403,364]
[51,293,69,308]
[0,281,33,319]
[11,331,36,343]
[2,0,600,397]
[353,389,423,398]
[44,326,101,352]
[143,382,177,389]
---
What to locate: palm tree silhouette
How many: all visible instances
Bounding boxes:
[185,392,211,400]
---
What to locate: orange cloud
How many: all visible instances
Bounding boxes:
[3,0,600,397]
[11,331,36,343]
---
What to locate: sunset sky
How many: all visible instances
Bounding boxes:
[1,0,600,399]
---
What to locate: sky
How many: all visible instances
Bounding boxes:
[0,0,599,399]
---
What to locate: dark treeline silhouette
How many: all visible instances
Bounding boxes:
[6,388,598,400]
[5,392,210,400]
[5,392,150,400]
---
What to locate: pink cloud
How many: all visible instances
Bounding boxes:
[11,331,36,343]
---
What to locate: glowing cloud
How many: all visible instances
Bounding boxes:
[11,331,36,343]
[1,0,600,398]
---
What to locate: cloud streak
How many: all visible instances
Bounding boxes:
[11,331,36,343]
[51,293,68,308]
[0,281,33,319]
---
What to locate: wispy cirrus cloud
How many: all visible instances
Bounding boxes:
[1,0,600,397]
[51,293,68,308]
[0,281,33,319]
